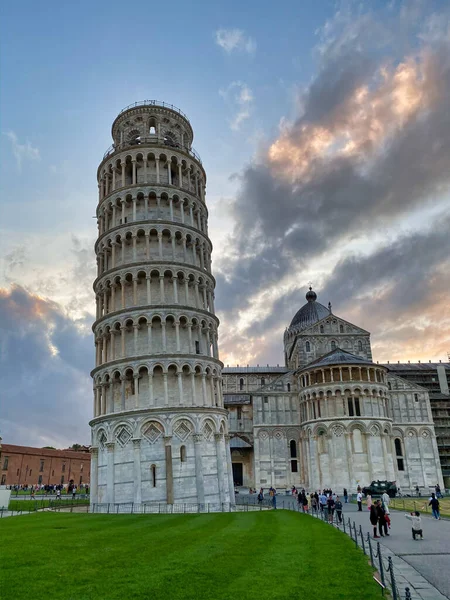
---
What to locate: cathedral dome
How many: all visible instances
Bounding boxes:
[289,288,330,330]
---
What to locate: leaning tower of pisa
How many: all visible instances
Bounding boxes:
[89,101,234,507]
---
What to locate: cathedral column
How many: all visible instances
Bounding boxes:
[215,433,226,502]
[164,436,174,504]
[194,434,205,504]
[225,434,235,503]
[106,442,115,505]
[89,447,98,506]
[132,439,142,504]
[344,432,354,489]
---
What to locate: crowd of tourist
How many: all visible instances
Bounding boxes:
[8,483,89,496]
[253,483,443,540]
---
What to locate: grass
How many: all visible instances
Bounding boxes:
[6,498,90,512]
[387,496,450,518]
[0,511,382,600]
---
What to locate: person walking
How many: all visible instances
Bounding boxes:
[343,488,348,503]
[357,490,363,511]
[269,487,277,509]
[370,504,379,538]
[376,500,389,537]
[429,493,440,519]
[327,494,335,523]
[435,484,442,499]
[335,496,343,523]
[405,511,423,540]
[257,488,264,504]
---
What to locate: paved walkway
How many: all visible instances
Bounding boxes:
[348,502,449,599]
[239,493,449,599]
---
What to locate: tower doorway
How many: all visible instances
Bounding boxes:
[232,463,243,486]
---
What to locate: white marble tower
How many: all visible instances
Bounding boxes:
[89,101,234,507]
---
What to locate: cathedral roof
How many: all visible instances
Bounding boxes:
[301,348,379,371]
[289,288,330,330]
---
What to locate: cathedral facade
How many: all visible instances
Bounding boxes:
[223,289,444,492]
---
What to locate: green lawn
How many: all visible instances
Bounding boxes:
[0,511,381,600]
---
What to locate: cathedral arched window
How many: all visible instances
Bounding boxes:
[305,341,310,352]
[395,438,404,471]
[358,340,363,351]
[261,378,265,386]
[289,440,297,458]
[339,324,344,333]
[287,383,291,392]
[180,445,186,462]
[331,340,336,350]
[151,464,157,487]
[239,378,244,391]
[320,325,324,333]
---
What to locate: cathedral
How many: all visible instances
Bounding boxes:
[222,288,445,493]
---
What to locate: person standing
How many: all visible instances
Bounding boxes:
[370,504,379,538]
[429,493,440,519]
[302,492,309,513]
[366,494,372,511]
[357,490,363,511]
[376,500,389,537]
[257,488,264,504]
[382,490,390,514]
[311,493,318,514]
[320,491,327,514]
[335,496,343,523]
[435,484,442,499]
[343,488,348,503]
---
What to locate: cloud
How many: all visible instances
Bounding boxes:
[0,285,93,448]
[219,81,254,131]
[215,28,256,54]
[4,131,40,169]
[215,3,450,365]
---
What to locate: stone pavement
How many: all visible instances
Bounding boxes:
[347,501,450,599]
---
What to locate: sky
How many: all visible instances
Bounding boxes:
[1,0,449,448]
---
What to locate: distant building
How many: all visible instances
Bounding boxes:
[0,441,90,487]
[222,289,446,491]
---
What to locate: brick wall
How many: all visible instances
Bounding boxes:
[0,444,90,487]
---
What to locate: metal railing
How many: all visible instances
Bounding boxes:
[90,502,269,514]
[117,101,190,122]
[102,137,202,164]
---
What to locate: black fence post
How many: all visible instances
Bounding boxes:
[388,557,398,600]
[359,525,366,554]
[377,542,385,587]
[353,522,358,548]
[367,533,374,568]
[343,517,346,533]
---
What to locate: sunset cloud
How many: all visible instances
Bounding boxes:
[216,3,450,366]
